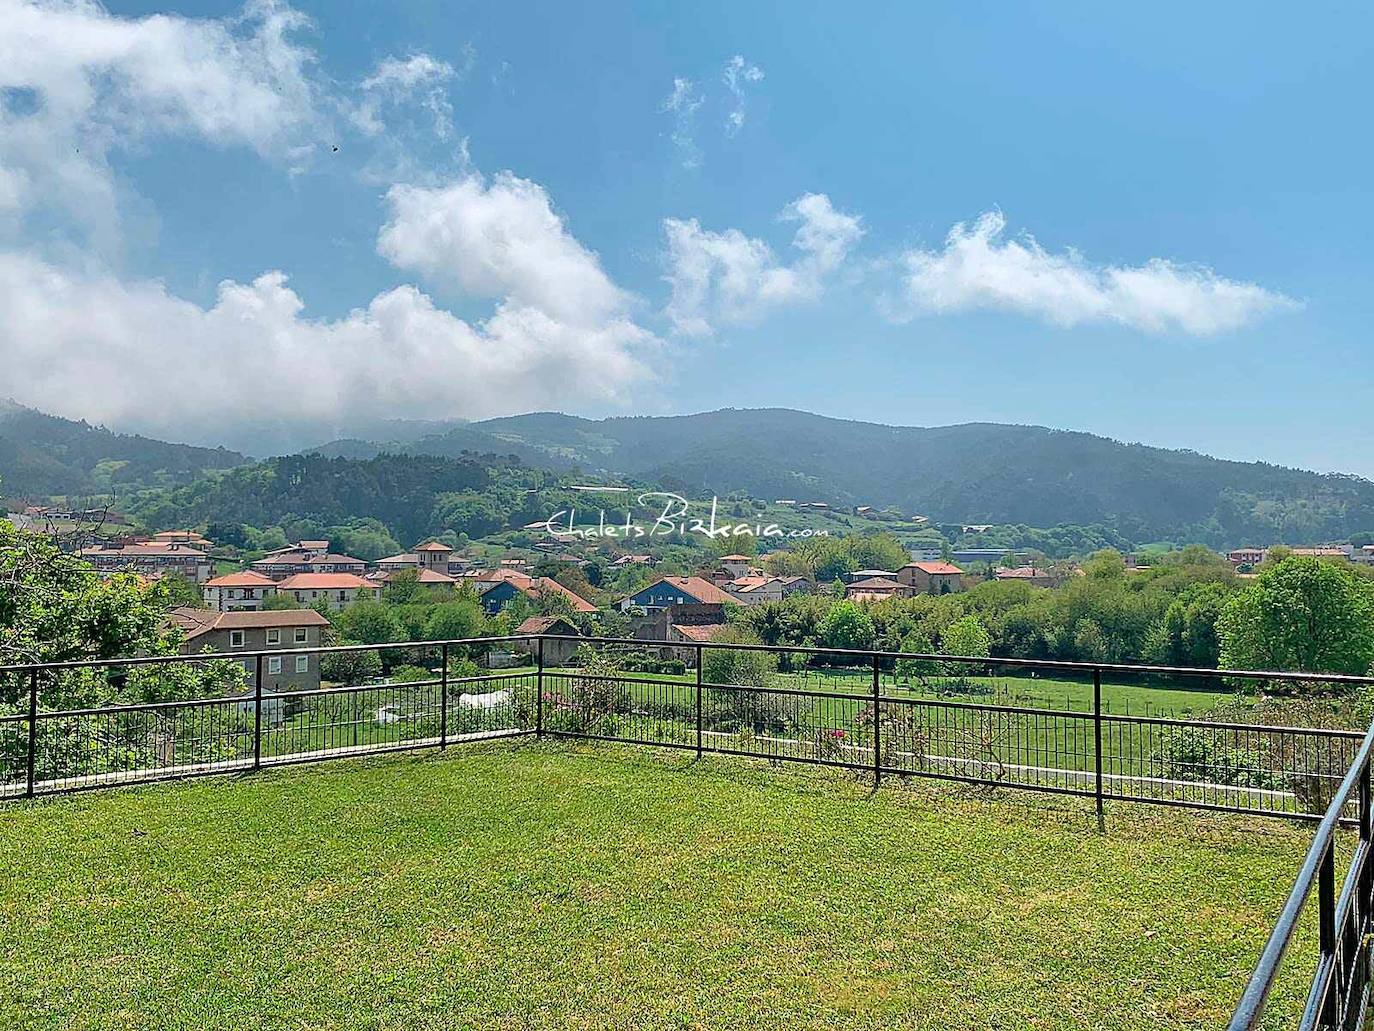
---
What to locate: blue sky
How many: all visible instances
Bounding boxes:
[3,1,1371,473]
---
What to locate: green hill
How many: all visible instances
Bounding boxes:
[0,401,247,498]
[322,408,1374,549]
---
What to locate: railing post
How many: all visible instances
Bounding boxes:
[1093,667,1104,823]
[25,667,38,798]
[695,643,703,758]
[872,654,882,787]
[1320,838,1337,954]
[535,637,544,738]
[440,642,449,749]
[253,653,263,770]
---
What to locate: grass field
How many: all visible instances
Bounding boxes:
[0,741,1321,1030]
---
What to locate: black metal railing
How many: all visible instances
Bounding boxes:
[5,634,1374,1026]
[1227,719,1374,1030]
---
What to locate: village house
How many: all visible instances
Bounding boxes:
[724,574,812,605]
[78,541,215,583]
[374,540,466,576]
[716,554,754,579]
[619,575,737,613]
[845,576,907,603]
[203,570,278,611]
[150,529,212,547]
[251,541,367,580]
[512,615,583,666]
[896,561,965,595]
[172,608,331,691]
[847,568,897,583]
[475,570,597,616]
[633,602,729,662]
[276,572,382,610]
[367,567,460,593]
[994,565,1058,588]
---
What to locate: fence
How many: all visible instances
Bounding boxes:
[4,634,1374,1028]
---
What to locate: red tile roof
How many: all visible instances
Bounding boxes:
[277,573,377,590]
[204,571,277,588]
[673,623,727,642]
[515,615,580,635]
[656,576,736,606]
[847,576,904,591]
[182,608,330,640]
[415,541,453,552]
[533,577,597,613]
[906,561,964,575]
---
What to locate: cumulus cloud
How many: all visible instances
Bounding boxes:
[352,53,458,139]
[899,211,1298,335]
[663,193,863,336]
[0,251,657,442]
[722,55,763,135]
[661,77,704,169]
[378,172,631,326]
[0,0,323,243]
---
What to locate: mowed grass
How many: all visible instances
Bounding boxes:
[0,741,1320,1031]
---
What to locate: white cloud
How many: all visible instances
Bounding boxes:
[663,193,863,336]
[0,0,323,243]
[722,55,763,135]
[661,77,704,169]
[899,211,1298,335]
[352,53,457,139]
[0,251,656,442]
[378,172,630,326]
[0,165,660,440]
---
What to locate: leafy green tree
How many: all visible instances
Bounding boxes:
[817,601,876,653]
[894,630,938,682]
[426,598,486,642]
[1218,556,1374,675]
[940,615,991,671]
[260,592,300,610]
[334,601,402,646]
[320,644,382,685]
[383,568,425,605]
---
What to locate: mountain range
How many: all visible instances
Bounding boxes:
[4,402,1373,549]
[312,408,1374,547]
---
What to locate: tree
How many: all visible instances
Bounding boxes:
[894,630,938,683]
[320,644,382,686]
[940,615,991,675]
[426,598,486,642]
[817,601,876,654]
[383,568,425,606]
[334,601,401,646]
[1218,556,1374,676]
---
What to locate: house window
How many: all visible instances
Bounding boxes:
[268,657,282,674]
[229,630,245,648]
[294,628,308,644]
[242,659,253,674]
[295,655,308,673]
[266,629,280,645]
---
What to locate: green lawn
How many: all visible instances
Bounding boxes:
[0,741,1320,1030]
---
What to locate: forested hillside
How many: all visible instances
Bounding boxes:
[318,408,1374,548]
[0,402,246,496]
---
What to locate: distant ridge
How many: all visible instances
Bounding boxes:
[0,401,247,496]
[313,407,1374,548]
